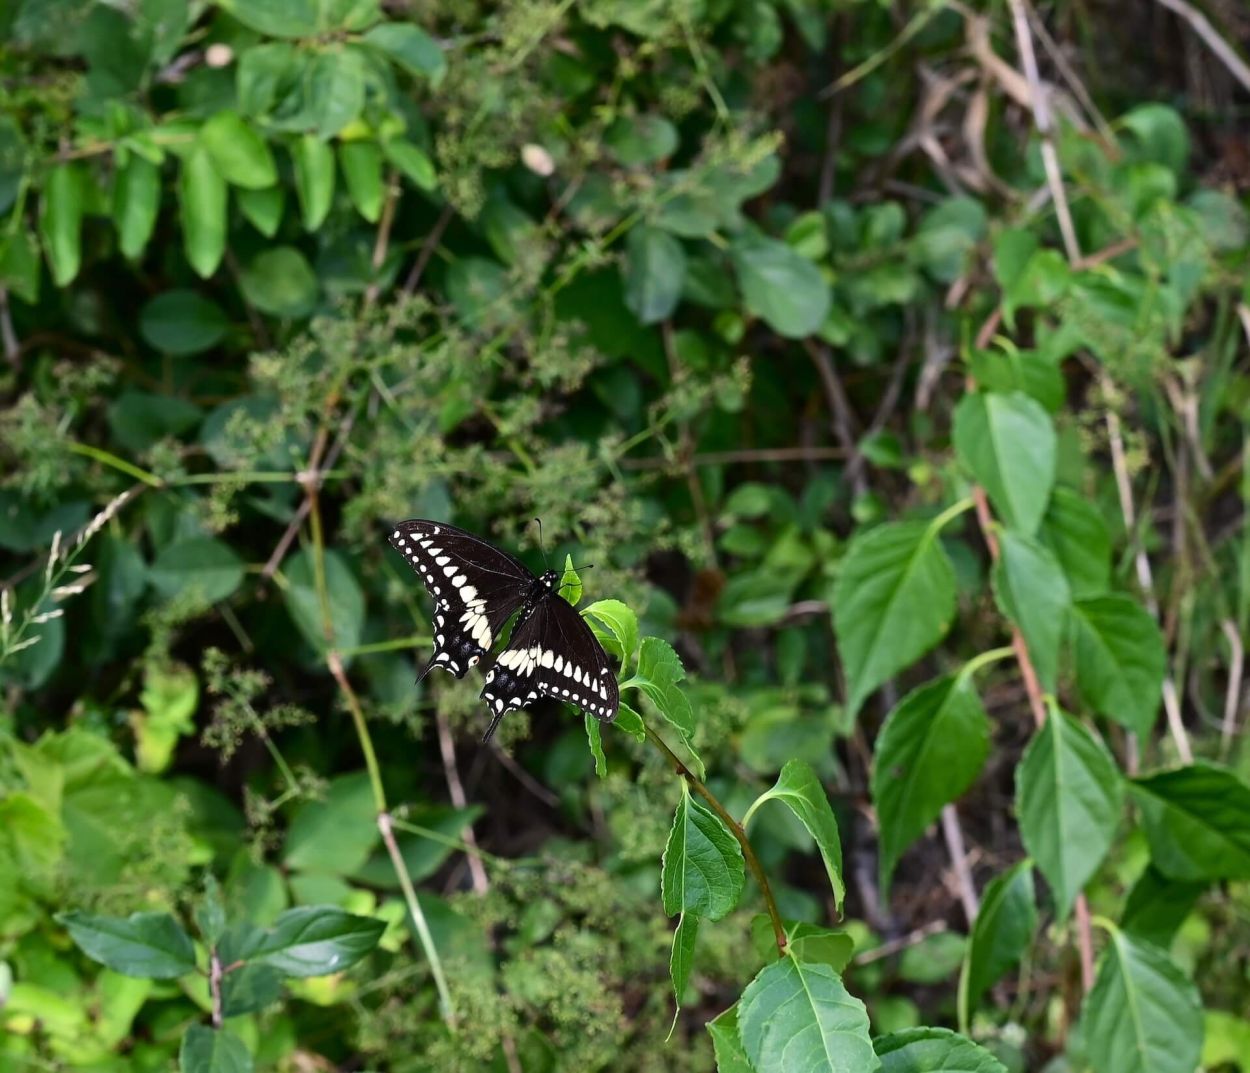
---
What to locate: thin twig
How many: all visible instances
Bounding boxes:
[1008,0,1081,262]
[400,202,456,299]
[853,919,947,965]
[644,724,787,958]
[1153,0,1250,94]
[803,341,863,493]
[364,174,402,310]
[0,287,18,365]
[620,446,847,470]
[490,743,561,808]
[209,950,224,1028]
[1221,618,1245,760]
[941,804,980,925]
[435,709,490,894]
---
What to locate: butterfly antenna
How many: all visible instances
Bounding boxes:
[534,517,549,569]
[558,563,593,594]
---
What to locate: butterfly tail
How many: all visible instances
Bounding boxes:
[481,707,508,743]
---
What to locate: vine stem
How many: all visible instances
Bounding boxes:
[309,486,456,1025]
[643,724,788,958]
[209,950,223,1028]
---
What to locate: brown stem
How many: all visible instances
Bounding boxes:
[209,949,223,1028]
[643,724,787,958]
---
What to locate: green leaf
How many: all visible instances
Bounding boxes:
[382,139,436,191]
[708,1005,754,1073]
[1080,926,1202,1073]
[612,700,646,742]
[283,548,365,655]
[1068,595,1165,735]
[875,1027,1007,1072]
[134,660,199,774]
[220,963,284,1018]
[958,860,1036,1028]
[59,910,197,979]
[660,788,745,921]
[559,553,583,606]
[731,232,831,338]
[292,134,336,231]
[0,116,27,215]
[39,162,84,286]
[362,22,446,80]
[240,246,318,318]
[149,538,244,604]
[1037,487,1111,598]
[1016,708,1122,919]
[1128,762,1250,880]
[632,636,694,738]
[107,390,202,453]
[307,47,367,138]
[114,154,161,260]
[606,114,679,166]
[284,773,378,875]
[339,140,383,223]
[872,674,990,898]
[1122,866,1206,947]
[237,185,285,237]
[180,1025,254,1073]
[670,912,698,1008]
[225,906,385,978]
[1120,103,1190,177]
[738,956,878,1073]
[952,391,1055,535]
[584,713,606,778]
[745,760,844,912]
[622,225,686,325]
[584,599,638,666]
[179,146,227,278]
[751,918,855,971]
[992,530,1069,691]
[832,520,956,719]
[200,111,277,190]
[140,290,229,355]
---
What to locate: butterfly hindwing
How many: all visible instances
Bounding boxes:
[388,520,533,679]
[480,595,619,731]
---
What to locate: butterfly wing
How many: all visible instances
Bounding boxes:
[479,592,619,738]
[388,519,534,679]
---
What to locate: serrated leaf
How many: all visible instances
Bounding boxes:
[180,1025,253,1073]
[632,636,694,738]
[1128,762,1250,880]
[872,674,990,898]
[953,391,1055,535]
[623,225,686,324]
[832,520,956,719]
[59,911,196,979]
[751,917,854,971]
[584,599,638,666]
[958,860,1036,1028]
[745,760,844,911]
[1080,926,1202,1073]
[223,906,385,978]
[992,530,1069,690]
[661,789,745,922]
[612,700,646,741]
[584,713,606,778]
[1068,595,1165,736]
[738,956,878,1073]
[875,1027,1007,1072]
[670,912,698,1008]
[1016,708,1122,919]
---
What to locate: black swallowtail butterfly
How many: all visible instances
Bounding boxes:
[388,519,620,741]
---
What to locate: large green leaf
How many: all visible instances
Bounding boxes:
[992,530,1069,690]
[832,520,956,718]
[222,906,385,978]
[59,911,197,979]
[1080,926,1202,1073]
[200,111,277,190]
[1016,708,1122,919]
[584,599,639,666]
[1069,595,1165,735]
[872,674,990,897]
[745,759,844,911]
[140,291,229,356]
[738,956,878,1073]
[622,225,686,324]
[660,788,744,922]
[284,772,378,875]
[958,861,1036,1027]
[180,1025,254,1073]
[630,636,694,737]
[1121,866,1206,947]
[283,548,365,655]
[1037,487,1111,598]
[953,391,1055,535]
[307,47,367,137]
[707,1005,754,1073]
[149,538,244,604]
[731,232,831,338]
[179,146,226,278]
[875,1028,1007,1072]
[1128,763,1250,880]
[362,22,446,80]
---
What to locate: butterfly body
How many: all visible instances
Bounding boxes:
[388,520,619,740]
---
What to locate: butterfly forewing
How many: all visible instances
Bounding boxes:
[480,596,619,726]
[388,520,532,679]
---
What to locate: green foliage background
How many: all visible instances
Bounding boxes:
[2,0,1250,1071]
